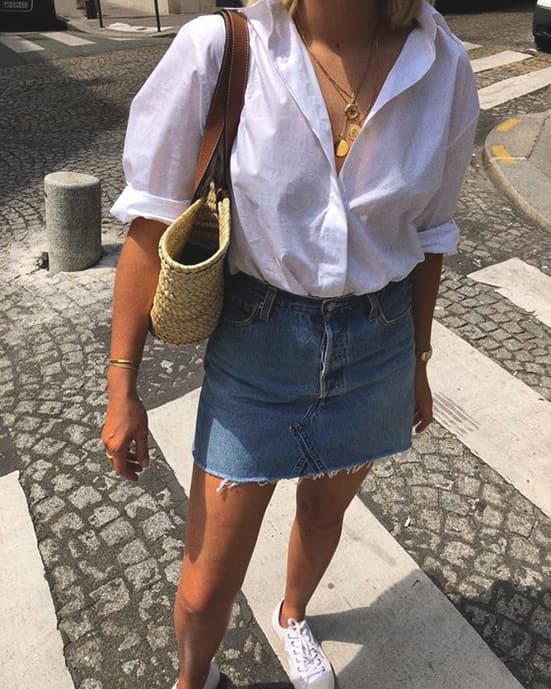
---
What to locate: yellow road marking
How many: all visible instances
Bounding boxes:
[491,144,517,164]
[497,117,521,133]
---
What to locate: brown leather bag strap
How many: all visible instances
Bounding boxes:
[191,9,249,202]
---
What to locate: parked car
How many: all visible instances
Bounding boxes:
[534,0,551,52]
[0,0,64,30]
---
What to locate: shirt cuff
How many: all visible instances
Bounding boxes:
[417,219,460,255]
[110,184,191,225]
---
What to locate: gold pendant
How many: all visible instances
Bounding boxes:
[344,102,359,121]
[335,139,350,158]
[348,124,361,141]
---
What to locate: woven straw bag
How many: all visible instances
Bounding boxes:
[150,9,249,346]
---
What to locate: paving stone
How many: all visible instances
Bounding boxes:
[142,511,173,541]
[70,530,102,557]
[507,511,536,538]
[456,475,481,498]
[99,517,135,546]
[440,492,472,516]
[124,493,160,519]
[51,512,85,539]
[445,514,476,544]
[78,680,103,689]
[117,539,151,566]
[38,537,61,567]
[57,584,86,617]
[125,557,161,592]
[509,536,542,566]
[441,540,476,569]
[59,610,94,644]
[51,473,78,493]
[482,505,505,529]
[90,578,130,617]
[52,564,79,591]
[146,625,171,650]
[34,495,65,521]
[415,508,442,533]
[497,591,534,624]
[65,636,102,672]
[88,504,120,529]
[532,607,551,642]
[68,485,103,510]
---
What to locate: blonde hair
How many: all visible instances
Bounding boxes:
[246,0,434,30]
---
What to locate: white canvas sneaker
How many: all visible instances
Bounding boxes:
[171,660,220,689]
[272,599,335,689]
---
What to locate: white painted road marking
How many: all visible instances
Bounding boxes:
[40,32,94,46]
[0,471,74,689]
[479,66,551,109]
[106,22,172,32]
[462,41,481,51]
[432,320,551,519]
[149,390,524,689]
[0,35,43,53]
[469,258,551,329]
[470,50,531,74]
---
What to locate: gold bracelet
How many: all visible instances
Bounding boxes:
[110,359,140,366]
[109,361,139,372]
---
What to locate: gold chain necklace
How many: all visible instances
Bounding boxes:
[294,16,381,158]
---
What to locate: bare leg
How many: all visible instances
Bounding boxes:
[280,463,373,626]
[174,465,275,689]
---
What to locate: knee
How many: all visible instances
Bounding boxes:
[295,495,344,534]
[175,584,232,622]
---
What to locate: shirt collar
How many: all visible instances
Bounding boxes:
[245,0,439,173]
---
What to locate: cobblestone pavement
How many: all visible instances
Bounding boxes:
[2,11,551,689]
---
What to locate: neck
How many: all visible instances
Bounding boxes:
[295,0,382,50]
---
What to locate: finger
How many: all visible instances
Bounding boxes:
[111,456,140,482]
[415,414,433,434]
[135,432,150,469]
[124,450,145,473]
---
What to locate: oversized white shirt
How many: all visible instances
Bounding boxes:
[111,0,479,298]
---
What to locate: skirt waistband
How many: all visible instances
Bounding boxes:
[224,270,412,316]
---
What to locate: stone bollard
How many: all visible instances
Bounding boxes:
[44,171,103,273]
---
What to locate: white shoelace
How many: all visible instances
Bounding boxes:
[285,618,329,681]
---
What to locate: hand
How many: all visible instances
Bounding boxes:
[102,391,150,482]
[413,363,433,433]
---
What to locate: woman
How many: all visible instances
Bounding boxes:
[102,0,479,687]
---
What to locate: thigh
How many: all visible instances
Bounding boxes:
[179,464,276,600]
[296,463,373,525]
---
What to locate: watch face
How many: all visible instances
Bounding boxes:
[418,349,432,362]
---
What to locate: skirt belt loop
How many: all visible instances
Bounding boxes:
[259,285,278,321]
[366,293,379,321]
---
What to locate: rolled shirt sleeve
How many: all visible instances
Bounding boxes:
[416,49,480,255]
[110,14,225,225]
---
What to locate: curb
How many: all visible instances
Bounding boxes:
[65,17,178,38]
[483,112,551,235]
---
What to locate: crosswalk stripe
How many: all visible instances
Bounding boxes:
[469,258,551,329]
[462,41,481,51]
[470,49,530,74]
[478,65,551,109]
[0,35,43,53]
[40,32,94,46]
[432,320,551,520]
[0,471,74,689]
[149,390,524,689]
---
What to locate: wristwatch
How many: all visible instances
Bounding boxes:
[416,346,433,363]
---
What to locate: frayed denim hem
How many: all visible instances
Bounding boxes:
[214,461,371,493]
[193,442,413,494]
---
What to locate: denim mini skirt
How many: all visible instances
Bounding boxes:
[192,271,416,485]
